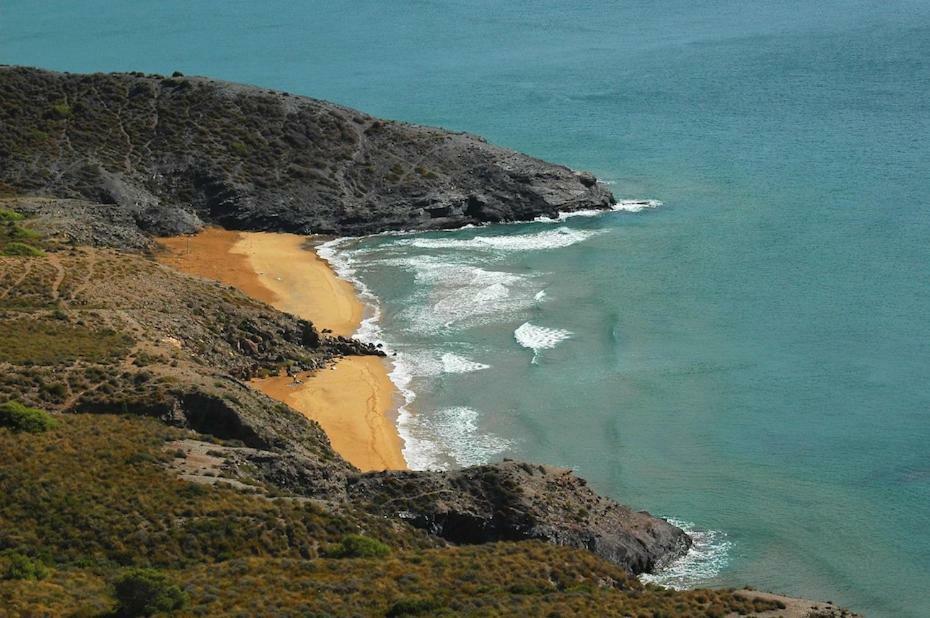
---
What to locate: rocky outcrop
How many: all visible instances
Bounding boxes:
[161,441,691,574]
[0,66,615,237]
[349,461,690,574]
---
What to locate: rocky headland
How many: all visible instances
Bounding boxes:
[0,66,613,237]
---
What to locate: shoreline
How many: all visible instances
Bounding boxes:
[157,228,407,472]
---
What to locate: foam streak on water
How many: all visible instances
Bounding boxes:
[533,199,663,222]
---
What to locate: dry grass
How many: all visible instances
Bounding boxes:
[0,318,132,365]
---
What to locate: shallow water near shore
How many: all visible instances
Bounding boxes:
[5,0,930,614]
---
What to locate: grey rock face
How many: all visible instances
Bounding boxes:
[0,66,615,236]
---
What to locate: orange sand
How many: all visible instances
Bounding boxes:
[252,358,405,472]
[156,228,406,471]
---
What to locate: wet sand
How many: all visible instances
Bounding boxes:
[157,227,406,471]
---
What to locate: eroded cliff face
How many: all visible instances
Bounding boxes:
[0,66,614,236]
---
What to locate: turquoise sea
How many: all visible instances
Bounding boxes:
[4,1,929,615]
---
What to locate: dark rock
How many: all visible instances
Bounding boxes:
[348,461,690,574]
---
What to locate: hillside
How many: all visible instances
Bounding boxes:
[0,66,613,236]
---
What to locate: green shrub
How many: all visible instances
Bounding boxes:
[0,401,57,433]
[2,552,50,580]
[113,568,188,617]
[10,224,41,240]
[323,534,391,559]
[2,242,44,257]
[0,208,24,221]
[49,102,72,119]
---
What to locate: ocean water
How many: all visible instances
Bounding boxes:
[4,1,930,615]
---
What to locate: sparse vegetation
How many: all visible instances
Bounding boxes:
[0,319,132,365]
[0,410,789,616]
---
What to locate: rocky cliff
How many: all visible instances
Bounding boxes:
[0,66,614,236]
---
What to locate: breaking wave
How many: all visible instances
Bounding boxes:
[514,322,572,363]
[533,199,662,222]
[395,227,602,252]
[398,406,512,470]
[640,519,733,589]
[381,257,538,333]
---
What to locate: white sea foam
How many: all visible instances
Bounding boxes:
[514,322,572,363]
[395,227,601,252]
[317,240,385,344]
[640,519,733,589]
[382,257,537,333]
[613,198,663,213]
[442,352,490,374]
[390,350,490,378]
[534,289,547,302]
[533,199,663,222]
[399,406,512,469]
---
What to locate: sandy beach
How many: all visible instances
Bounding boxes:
[157,227,406,471]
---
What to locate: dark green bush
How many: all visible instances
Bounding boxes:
[324,534,391,559]
[113,568,188,617]
[0,401,57,432]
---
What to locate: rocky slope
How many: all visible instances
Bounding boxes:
[0,66,614,236]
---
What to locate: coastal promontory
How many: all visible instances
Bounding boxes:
[0,66,613,236]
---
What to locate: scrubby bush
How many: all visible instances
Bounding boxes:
[48,102,73,119]
[323,534,391,559]
[2,552,50,580]
[0,401,57,432]
[2,241,44,256]
[0,207,24,221]
[113,568,188,617]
